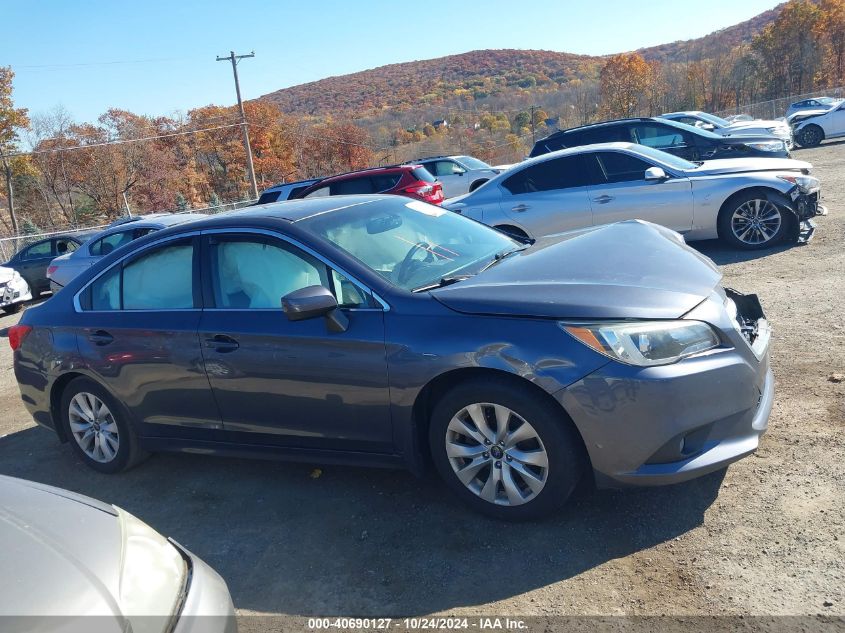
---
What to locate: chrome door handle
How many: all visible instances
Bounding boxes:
[511,204,530,212]
[593,195,615,204]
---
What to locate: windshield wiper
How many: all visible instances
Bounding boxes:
[412,274,473,293]
[477,245,528,274]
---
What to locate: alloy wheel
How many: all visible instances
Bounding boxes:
[445,402,548,506]
[730,199,782,246]
[68,392,120,463]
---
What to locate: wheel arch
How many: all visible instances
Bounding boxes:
[468,178,489,192]
[492,224,530,240]
[717,186,799,240]
[409,367,588,473]
[49,371,134,443]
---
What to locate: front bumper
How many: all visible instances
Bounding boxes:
[0,279,32,308]
[556,289,773,488]
[171,541,237,633]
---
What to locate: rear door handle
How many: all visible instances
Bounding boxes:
[88,330,114,346]
[204,334,239,353]
[511,204,530,212]
[593,195,615,204]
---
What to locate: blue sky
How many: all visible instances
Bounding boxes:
[2,0,781,124]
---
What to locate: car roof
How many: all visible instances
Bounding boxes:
[661,111,705,117]
[311,164,419,185]
[494,142,641,172]
[164,195,403,227]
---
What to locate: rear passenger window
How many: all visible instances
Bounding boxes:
[502,156,588,194]
[332,178,374,195]
[256,191,281,204]
[83,240,195,311]
[370,174,401,192]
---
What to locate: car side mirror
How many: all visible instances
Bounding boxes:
[453,167,466,176]
[282,285,348,333]
[644,167,668,181]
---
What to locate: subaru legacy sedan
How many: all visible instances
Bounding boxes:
[11,196,773,520]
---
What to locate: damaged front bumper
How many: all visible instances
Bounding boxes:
[788,184,825,243]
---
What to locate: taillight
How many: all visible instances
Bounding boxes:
[404,183,434,196]
[47,266,58,276]
[8,324,33,351]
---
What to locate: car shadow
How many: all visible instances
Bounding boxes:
[691,239,800,266]
[0,425,725,616]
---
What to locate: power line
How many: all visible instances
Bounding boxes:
[7,122,244,158]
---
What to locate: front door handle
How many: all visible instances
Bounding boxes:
[204,334,239,353]
[88,330,114,346]
[593,195,615,204]
[511,204,530,212]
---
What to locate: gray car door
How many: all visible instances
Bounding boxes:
[498,155,594,237]
[197,231,392,452]
[582,151,693,233]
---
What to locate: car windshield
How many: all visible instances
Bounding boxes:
[457,156,493,170]
[696,112,732,127]
[629,145,698,171]
[298,198,518,291]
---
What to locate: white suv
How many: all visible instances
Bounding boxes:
[405,155,501,198]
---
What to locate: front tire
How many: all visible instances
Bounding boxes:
[429,378,585,520]
[718,192,789,250]
[60,377,148,473]
[797,124,824,148]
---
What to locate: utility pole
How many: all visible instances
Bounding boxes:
[216,50,259,200]
[529,104,538,145]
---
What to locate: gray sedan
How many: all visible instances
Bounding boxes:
[444,142,823,249]
[47,213,206,291]
[0,475,235,632]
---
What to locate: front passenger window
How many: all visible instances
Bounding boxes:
[210,238,328,309]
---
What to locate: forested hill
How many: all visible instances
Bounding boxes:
[256,3,786,117]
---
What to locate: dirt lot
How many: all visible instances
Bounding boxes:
[0,142,843,622]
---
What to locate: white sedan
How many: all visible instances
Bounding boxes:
[443,142,824,250]
[0,265,32,314]
[660,111,793,149]
[793,101,845,147]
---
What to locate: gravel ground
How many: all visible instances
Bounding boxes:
[0,142,842,622]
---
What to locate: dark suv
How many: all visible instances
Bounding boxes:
[297,165,444,205]
[529,117,790,161]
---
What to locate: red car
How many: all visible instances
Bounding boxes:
[296,165,445,205]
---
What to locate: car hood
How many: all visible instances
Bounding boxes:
[0,475,125,621]
[683,157,811,176]
[718,133,788,145]
[792,110,831,125]
[431,220,721,320]
[725,119,786,132]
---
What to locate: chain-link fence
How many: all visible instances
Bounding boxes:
[0,197,256,262]
[714,87,845,121]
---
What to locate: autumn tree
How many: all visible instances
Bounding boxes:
[820,0,845,83]
[599,53,655,118]
[0,66,30,234]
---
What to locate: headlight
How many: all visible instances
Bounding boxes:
[117,508,186,631]
[561,321,720,367]
[746,140,786,152]
[777,174,819,192]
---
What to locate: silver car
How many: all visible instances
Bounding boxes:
[0,475,235,633]
[404,155,502,197]
[444,142,824,250]
[47,213,207,292]
[660,111,793,149]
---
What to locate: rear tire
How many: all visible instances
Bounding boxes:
[60,377,148,473]
[429,377,585,520]
[718,191,789,250]
[2,303,23,315]
[797,124,824,148]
